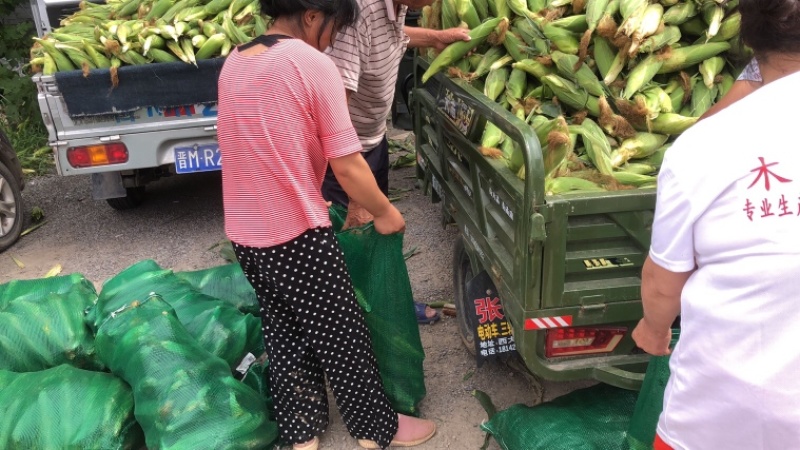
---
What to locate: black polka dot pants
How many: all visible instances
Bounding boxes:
[233,227,398,448]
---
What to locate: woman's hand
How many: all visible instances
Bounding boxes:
[632,318,672,356]
[343,201,374,230]
[373,204,405,235]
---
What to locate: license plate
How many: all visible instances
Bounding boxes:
[174,144,221,174]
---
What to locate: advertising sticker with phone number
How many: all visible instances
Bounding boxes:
[467,271,515,364]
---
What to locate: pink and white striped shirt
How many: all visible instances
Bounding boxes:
[217,39,362,247]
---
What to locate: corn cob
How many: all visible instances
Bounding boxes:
[35,38,78,72]
[598,95,636,138]
[622,162,657,175]
[701,2,724,42]
[503,31,529,62]
[145,0,174,20]
[471,46,507,79]
[484,67,510,101]
[481,121,506,151]
[223,15,250,45]
[612,171,656,186]
[628,3,664,55]
[592,36,615,78]
[611,132,668,167]
[579,0,610,61]
[689,82,718,117]
[42,53,57,75]
[506,68,528,101]
[679,15,708,37]
[513,58,555,82]
[638,25,681,54]
[441,0,459,29]
[422,17,508,83]
[662,1,696,25]
[551,50,605,96]
[203,0,233,16]
[543,74,601,116]
[82,39,111,68]
[540,116,571,178]
[543,22,580,54]
[648,113,698,135]
[656,42,730,74]
[455,0,480,29]
[576,117,614,175]
[708,11,740,43]
[505,108,527,172]
[489,0,511,19]
[528,0,546,12]
[699,55,725,88]
[508,0,539,20]
[144,46,179,63]
[621,54,664,99]
[546,176,604,195]
[716,71,735,99]
[473,0,490,20]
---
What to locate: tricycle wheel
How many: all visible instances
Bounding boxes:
[453,236,478,355]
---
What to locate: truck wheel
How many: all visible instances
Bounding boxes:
[106,186,145,210]
[0,161,24,252]
[453,237,478,355]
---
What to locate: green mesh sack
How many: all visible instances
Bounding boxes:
[0,274,102,372]
[627,333,677,450]
[175,263,259,315]
[94,294,278,449]
[481,383,638,450]
[87,260,263,368]
[0,364,144,449]
[329,206,427,416]
[240,358,275,421]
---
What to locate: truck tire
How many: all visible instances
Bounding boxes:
[106,186,146,210]
[453,236,478,355]
[0,161,24,252]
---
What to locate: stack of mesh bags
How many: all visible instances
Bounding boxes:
[87,259,278,449]
[0,275,144,448]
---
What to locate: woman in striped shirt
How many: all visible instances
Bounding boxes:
[217,1,435,449]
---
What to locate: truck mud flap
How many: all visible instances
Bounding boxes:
[91,172,126,199]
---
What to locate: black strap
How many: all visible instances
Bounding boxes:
[238,34,294,51]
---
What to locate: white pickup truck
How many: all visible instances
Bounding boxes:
[31,0,221,209]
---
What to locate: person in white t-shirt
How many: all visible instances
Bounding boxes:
[632,1,800,449]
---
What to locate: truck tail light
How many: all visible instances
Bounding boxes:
[545,327,627,358]
[67,143,128,168]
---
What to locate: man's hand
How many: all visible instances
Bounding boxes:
[632,319,672,356]
[432,27,471,51]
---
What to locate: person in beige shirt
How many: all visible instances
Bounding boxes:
[323,0,469,325]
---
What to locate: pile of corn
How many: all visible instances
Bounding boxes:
[29,0,266,77]
[419,0,745,194]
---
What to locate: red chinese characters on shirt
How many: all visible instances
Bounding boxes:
[474,297,504,324]
[744,158,794,221]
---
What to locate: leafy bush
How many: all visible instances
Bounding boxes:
[1,2,51,174]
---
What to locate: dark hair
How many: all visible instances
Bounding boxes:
[260,0,359,34]
[740,0,800,55]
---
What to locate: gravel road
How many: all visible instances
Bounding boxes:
[0,130,591,449]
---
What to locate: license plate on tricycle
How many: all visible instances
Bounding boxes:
[174,144,221,174]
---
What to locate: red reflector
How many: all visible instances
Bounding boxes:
[545,327,627,358]
[67,143,129,168]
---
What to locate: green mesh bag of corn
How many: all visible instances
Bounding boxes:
[0,364,144,449]
[627,332,678,450]
[480,383,638,450]
[94,294,278,449]
[329,206,427,416]
[87,259,263,369]
[0,274,102,372]
[175,263,260,315]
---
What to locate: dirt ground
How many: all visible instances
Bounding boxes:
[0,129,592,450]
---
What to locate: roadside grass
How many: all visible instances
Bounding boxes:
[0,115,52,176]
